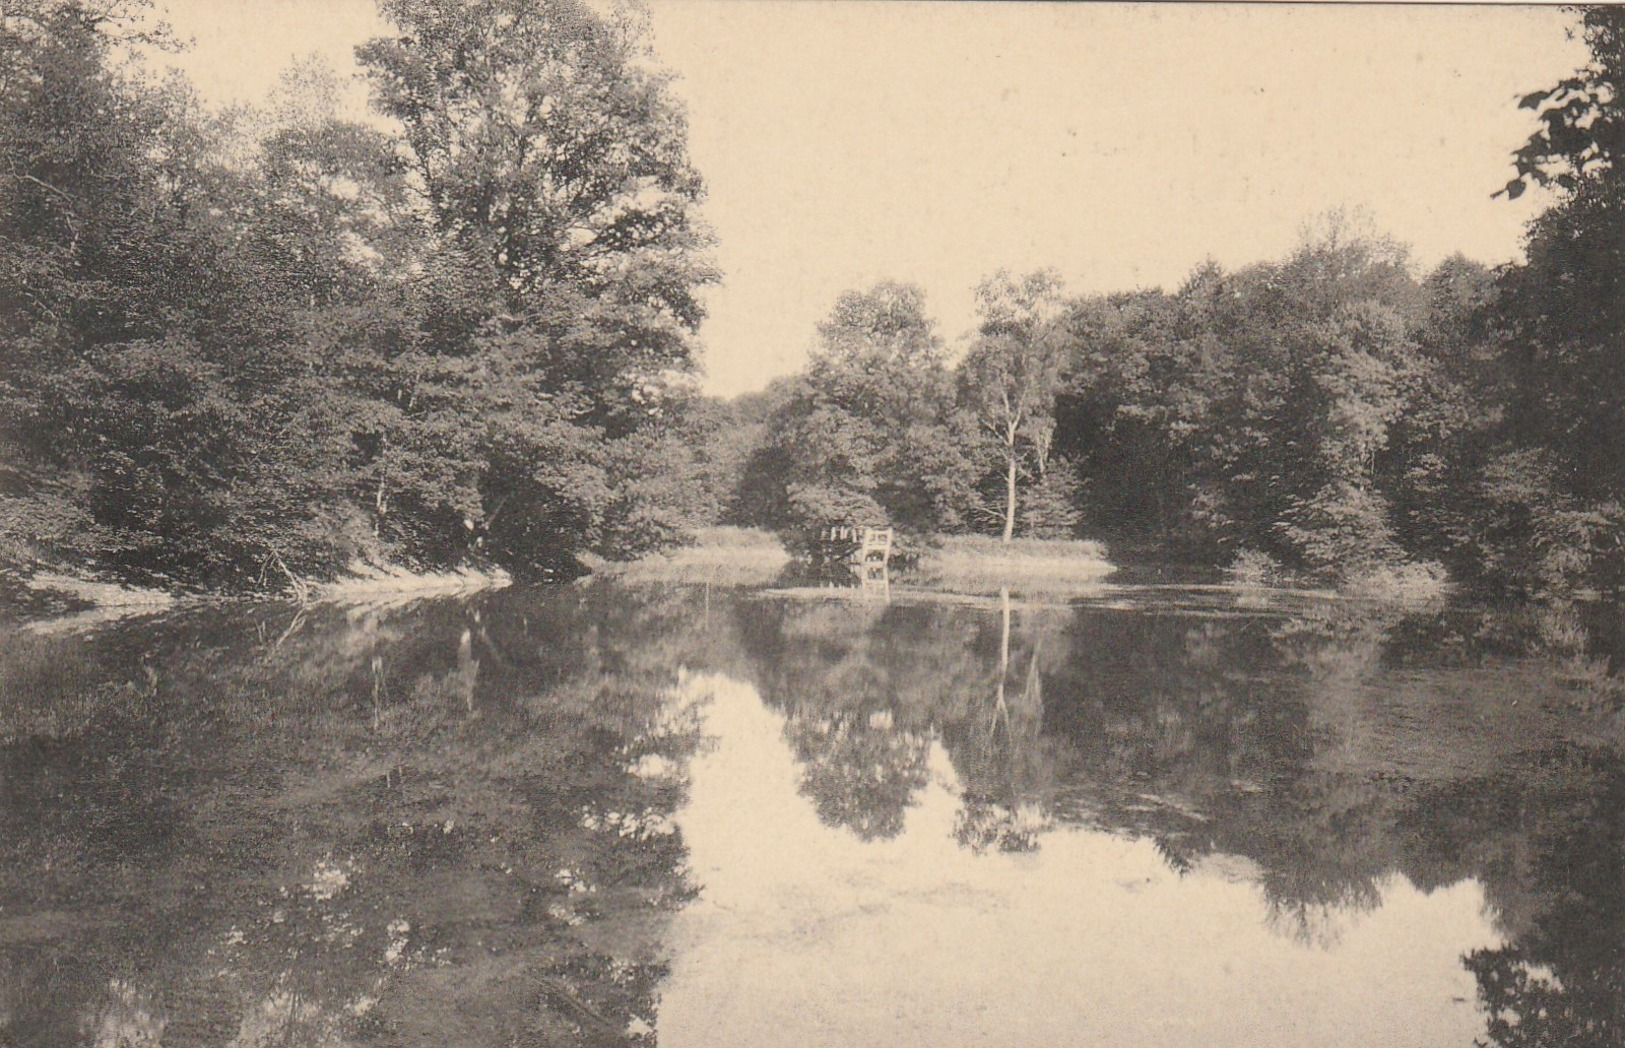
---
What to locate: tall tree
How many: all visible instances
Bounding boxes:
[1475,5,1625,594]
[0,0,376,587]
[355,0,718,574]
[1054,215,1462,580]
[959,270,1070,542]
[357,0,715,418]
[1493,4,1625,498]
[1501,6,1625,200]
[743,282,974,535]
[1056,281,1214,551]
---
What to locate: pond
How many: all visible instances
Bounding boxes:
[1,575,1623,1047]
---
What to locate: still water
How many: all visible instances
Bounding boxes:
[2,577,1623,1047]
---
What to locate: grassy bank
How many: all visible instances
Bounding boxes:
[311,563,512,605]
[909,535,1115,595]
[4,558,514,634]
[595,526,793,586]
[608,528,1118,594]
[1223,547,1453,604]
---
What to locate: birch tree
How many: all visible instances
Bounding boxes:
[959,270,1070,542]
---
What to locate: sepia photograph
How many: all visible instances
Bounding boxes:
[1,0,1622,1045]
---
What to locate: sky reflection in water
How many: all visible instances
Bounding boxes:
[660,671,1494,1048]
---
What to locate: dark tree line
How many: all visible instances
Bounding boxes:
[0,0,718,591]
[713,222,1495,588]
[10,2,1625,600]
[710,7,1625,598]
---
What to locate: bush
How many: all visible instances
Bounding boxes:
[1224,548,1293,588]
[1273,480,1404,579]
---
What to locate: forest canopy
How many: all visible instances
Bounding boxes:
[710,7,1625,600]
[0,0,717,589]
[4,0,1625,602]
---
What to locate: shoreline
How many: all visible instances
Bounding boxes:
[6,560,514,634]
[0,527,1487,631]
[601,527,1120,591]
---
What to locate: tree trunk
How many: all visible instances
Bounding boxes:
[994,586,1011,720]
[1002,446,1018,543]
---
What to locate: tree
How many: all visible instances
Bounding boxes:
[1501,6,1625,200]
[0,1,387,587]
[1052,213,1466,580]
[1482,5,1625,594]
[1055,281,1215,552]
[1150,214,1431,577]
[353,0,719,574]
[743,282,976,536]
[357,0,716,424]
[0,0,722,590]
[1375,255,1510,580]
[959,270,1070,542]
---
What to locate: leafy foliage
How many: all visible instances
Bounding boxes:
[0,0,716,591]
[1471,6,1625,595]
[1050,214,1454,580]
[738,282,977,538]
[960,270,1073,541]
[1501,7,1625,199]
[357,0,715,428]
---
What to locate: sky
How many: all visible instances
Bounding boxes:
[149,1,1590,396]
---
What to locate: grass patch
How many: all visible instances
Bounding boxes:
[1224,548,1452,604]
[608,529,1117,594]
[601,527,791,586]
[1340,561,1452,603]
[27,571,174,608]
[932,535,1110,560]
[908,535,1115,596]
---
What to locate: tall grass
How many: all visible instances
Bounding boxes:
[601,527,791,586]
[908,536,1115,596]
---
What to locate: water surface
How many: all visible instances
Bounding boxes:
[2,578,1622,1046]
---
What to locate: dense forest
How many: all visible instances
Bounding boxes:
[6,0,1625,601]
[715,6,1625,600]
[0,0,720,590]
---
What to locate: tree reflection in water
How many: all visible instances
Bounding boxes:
[780,710,932,841]
[734,598,945,841]
[6,580,1625,1044]
[950,589,1053,854]
[1410,747,1625,1048]
[0,584,725,1047]
[734,582,1625,1043]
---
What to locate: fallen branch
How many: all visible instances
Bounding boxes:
[265,549,311,604]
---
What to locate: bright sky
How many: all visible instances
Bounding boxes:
[149,1,1588,396]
